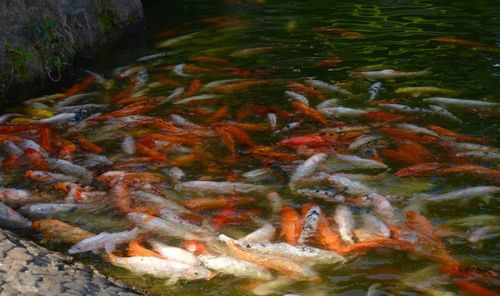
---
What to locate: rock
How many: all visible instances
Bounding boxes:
[0,228,141,295]
[0,0,144,106]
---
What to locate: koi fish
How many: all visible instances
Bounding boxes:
[349,69,430,79]
[107,254,212,283]
[237,241,345,265]
[280,205,303,245]
[297,205,321,245]
[355,213,391,241]
[417,186,500,203]
[395,86,458,97]
[25,170,78,183]
[289,153,328,188]
[288,82,325,100]
[468,226,500,243]
[0,188,33,205]
[238,223,276,244]
[305,79,352,96]
[430,36,500,52]
[31,219,94,244]
[0,201,32,228]
[230,46,278,58]
[219,234,319,280]
[424,97,500,108]
[334,205,355,244]
[212,80,271,94]
[428,105,462,123]
[319,107,367,118]
[175,181,269,194]
[185,240,274,281]
[68,228,140,254]
[150,241,200,266]
[327,174,373,195]
[128,212,200,241]
[285,91,310,105]
[20,203,80,219]
[368,82,382,100]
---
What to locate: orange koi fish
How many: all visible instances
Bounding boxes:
[189,55,230,65]
[182,196,254,211]
[249,146,299,161]
[183,64,213,74]
[361,111,407,122]
[217,124,255,147]
[430,36,500,52]
[54,138,77,158]
[440,165,500,182]
[127,240,164,258]
[64,75,96,97]
[212,194,237,229]
[454,279,499,296]
[212,80,271,94]
[182,79,202,98]
[204,106,230,124]
[315,27,363,39]
[94,104,156,120]
[76,132,103,154]
[379,127,439,144]
[31,219,94,245]
[39,127,53,153]
[381,141,435,165]
[317,216,412,256]
[277,135,330,148]
[427,125,490,144]
[291,101,328,126]
[158,77,182,88]
[215,126,236,155]
[0,124,44,133]
[110,79,137,103]
[280,205,303,245]
[395,162,446,177]
[136,141,168,162]
[287,82,325,100]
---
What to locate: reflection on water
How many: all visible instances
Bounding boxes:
[1,0,499,295]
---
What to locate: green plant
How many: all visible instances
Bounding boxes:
[2,42,33,81]
[28,18,74,81]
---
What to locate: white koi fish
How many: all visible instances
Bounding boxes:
[297,206,321,245]
[0,201,32,228]
[334,205,355,244]
[349,69,430,79]
[319,107,367,118]
[289,153,328,189]
[128,213,200,241]
[68,228,140,254]
[198,253,273,280]
[285,91,309,105]
[423,97,500,108]
[239,241,345,265]
[175,181,269,194]
[108,255,212,283]
[20,203,80,219]
[238,223,276,244]
[305,79,352,96]
[150,241,200,266]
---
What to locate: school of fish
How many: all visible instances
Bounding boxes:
[0,13,499,296]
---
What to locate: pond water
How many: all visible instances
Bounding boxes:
[1,0,499,295]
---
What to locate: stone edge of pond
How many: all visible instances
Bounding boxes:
[0,0,145,107]
[0,228,144,296]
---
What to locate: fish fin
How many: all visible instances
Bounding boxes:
[165,277,179,286]
[104,241,117,254]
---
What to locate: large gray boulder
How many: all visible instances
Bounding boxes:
[0,0,144,106]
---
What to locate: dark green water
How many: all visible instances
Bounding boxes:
[5,0,500,295]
